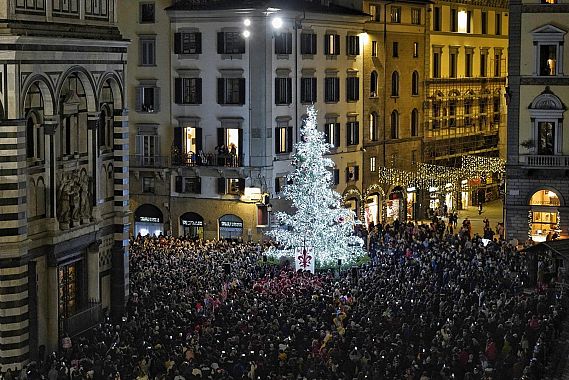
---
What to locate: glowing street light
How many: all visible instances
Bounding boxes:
[243,18,251,27]
[271,17,283,29]
[243,30,251,38]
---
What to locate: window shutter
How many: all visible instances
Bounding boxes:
[345,35,349,55]
[300,79,307,103]
[238,78,246,105]
[238,178,245,193]
[174,78,182,104]
[311,34,317,54]
[173,127,183,156]
[324,34,330,55]
[174,32,182,54]
[153,87,160,112]
[217,78,225,104]
[196,178,202,194]
[275,128,280,154]
[196,78,202,104]
[346,78,350,102]
[311,78,317,102]
[287,126,293,152]
[355,36,360,55]
[345,167,350,182]
[217,177,226,194]
[286,33,292,54]
[355,78,360,100]
[237,129,243,164]
[334,34,340,55]
[347,122,352,145]
[175,176,183,193]
[195,127,203,152]
[217,128,225,147]
[217,32,225,54]
[334,78,340,102]
[334,123,340,147]
[300,34,307,54]
[135,86,142,112]
[135,135,142,156]
[195,32,202,54]
[354,121,360,145]
[333,169,339,185]
[286,78,292,104]
[275,78,280,104]
[324,124,331,144]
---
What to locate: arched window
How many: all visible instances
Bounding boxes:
[25,111,44,161]
[411,109,419,137]
[391,71,399,96]
[370,71,378,97]
[390,110,399,139]
[529,189,561,241]
[369,112,378,141]
[412,71,419,96]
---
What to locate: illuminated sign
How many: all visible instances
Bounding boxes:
[181,220,204,227]
[219,221,243,228]
[138,216,161,223]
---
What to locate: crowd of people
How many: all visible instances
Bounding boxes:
[12,216,568,380]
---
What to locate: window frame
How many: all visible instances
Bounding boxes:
[411,8,421,25]
[390,6,401,23]
[139,36,156,66]
[346,76,360,102]
[300,77,317,103]
[324,77,340,103]
[139,2,155,23]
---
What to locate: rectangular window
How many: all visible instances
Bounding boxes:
[370,156,377,172]
[346,121,360,145]
[467,11,472,33]
[217,31,245,54]
[15,0,45,11]
[275,77,293,105]
[332,169,340,186]
[449,53,457,78]
[140,37,156,66]
[182,177,201,194]
[52,0,79,14]
[275,32,293,55]
[275,177,286,194]
[275,126,293,154]
[390,6,401,23]
[433,7,441,31]
[346,77,360,102]
[139,134,158,161]
[325,34,340,55]
[142,177,155,193]
[465,53,473,77]
[301,77,317,103]
[481,12,487,35]
[300,33,317,55]
[175,78,202,105]
[537,121,555,155]
[411,8,421,25]
[372,41,378,57]
[85,0,108,17]
[324,77,340,103]
[413,42,419,58]
[346,35,360,56]
[140,2,155,23]
[539,45,557,76]
[136,86,160,113]
[217,78,245,105]
[369,4,380,21]
[480,53,487,77]
[494,54,502,77]
[325,122,341,148]
[392,42,399,58]
[433,52,441,78]
[495,13,501,35]
[451,9,458,32]
[174,32,202,54]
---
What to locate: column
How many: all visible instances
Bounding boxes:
[87,242,100,303]
[44,117,58,220]
[45,266,58,354]
[87,112,100,218]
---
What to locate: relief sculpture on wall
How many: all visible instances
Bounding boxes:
[57,170,93,230]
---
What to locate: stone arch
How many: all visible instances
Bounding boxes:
[342,187,363,219]
[98,71,125,110]
[56,66,98,112]
[529,87,566,110]
[449,89,460,97]
[20,74,56,117]
[364,184,386,199]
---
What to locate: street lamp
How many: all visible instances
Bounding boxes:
[271,16,283,29]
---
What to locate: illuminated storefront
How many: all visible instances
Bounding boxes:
[218,214,244,240]
[529,190,561,242]
[134,204,164,237]
[180,212,204,239]
[364,194,381,227]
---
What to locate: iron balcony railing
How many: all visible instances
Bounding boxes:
[62,302,103,337]
[130,155,170,168]
[519,155,569,168]
[171,152,244,168]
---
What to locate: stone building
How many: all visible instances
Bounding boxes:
[506,0,569,243]
[0,0,129,370]
[119,0,368,240]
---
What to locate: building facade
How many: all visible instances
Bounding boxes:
[0,0,129,370]
[120,0,368,241]
[506,0,569,243]
[423,0,509,212]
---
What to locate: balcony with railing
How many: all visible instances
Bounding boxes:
[519,155,569,168]
[130,155,170,168]
[171,152,244,168]
[62,302,103,337]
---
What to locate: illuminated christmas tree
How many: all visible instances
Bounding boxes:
[267,106,364,267]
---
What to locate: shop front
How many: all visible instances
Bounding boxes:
[529,190,561,242]
[218,214,244,241]
[364,193,382,228]
[180,212,204,240]
[387,186,406,223]
[134,204,164,237]
[406,187,417,221]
